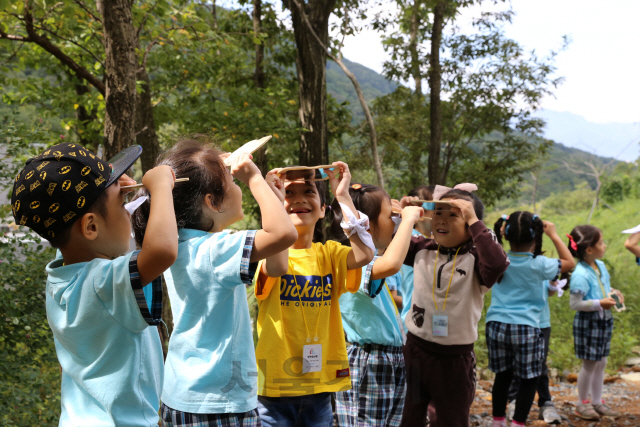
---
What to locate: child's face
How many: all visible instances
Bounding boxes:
[284,181,324,232]
[586,232,607,260]
[370,198,395,250]
[431,197,471,248]
[94,181,133,258]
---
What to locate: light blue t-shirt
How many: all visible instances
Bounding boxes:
[569,260,611,300]
[162,229,257,414]
[339,258,404,347]
[45,251,164,427]
[398,229,423,332]
[486,252,560,328]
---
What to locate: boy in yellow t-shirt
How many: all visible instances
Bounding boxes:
[254,162,374,427]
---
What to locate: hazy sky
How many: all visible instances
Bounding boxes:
[340,0,640,125]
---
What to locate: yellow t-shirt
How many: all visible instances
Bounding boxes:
[254,240,362,397]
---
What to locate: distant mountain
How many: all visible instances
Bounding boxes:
[326,60,640,164]
[534,110,640,162]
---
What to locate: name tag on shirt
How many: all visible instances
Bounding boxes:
[302,344,322,373]
[433,315,448,337]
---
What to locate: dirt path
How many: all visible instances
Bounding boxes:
[471,371,640,426]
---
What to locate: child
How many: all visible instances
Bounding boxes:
[131,139,298,426]
[505,279,565,424]
[399,184,509,427]
[568,225,622,419]
[624,230,640,262]
[253,162,374,427]
[330,183,423,426]
[11,143,177,427]
[487,213,574,427]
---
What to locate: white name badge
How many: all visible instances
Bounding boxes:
[302,344,322,373]
[433,315,448,337]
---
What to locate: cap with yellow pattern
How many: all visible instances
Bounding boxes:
[10,143,142,240]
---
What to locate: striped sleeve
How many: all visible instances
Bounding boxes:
[129,250,163,326]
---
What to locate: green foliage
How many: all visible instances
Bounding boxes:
[1,115,61,425]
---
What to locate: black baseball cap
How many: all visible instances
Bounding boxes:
[11,143,142,240]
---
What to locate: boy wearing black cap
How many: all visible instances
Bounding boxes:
[11,143,178,427]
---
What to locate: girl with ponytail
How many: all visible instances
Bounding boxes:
[568,225,623,420]
[486,212,575,427]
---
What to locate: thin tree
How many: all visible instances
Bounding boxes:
[289,0,385,188]
[561,160,614,223]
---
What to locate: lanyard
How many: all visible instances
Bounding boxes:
[384,282,399,315]
[289,259,325,343]
[431,245,461,311]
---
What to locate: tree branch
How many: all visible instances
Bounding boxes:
[73,0,102,23]
[33,23,104,68]
[0,28,32,42]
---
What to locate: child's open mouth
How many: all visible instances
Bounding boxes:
[290,207,311,214]
[435,229,449,234]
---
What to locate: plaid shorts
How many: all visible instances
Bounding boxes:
[161,403,262,427]
[486,321,544,379]
[573,311,613,360]
[333,343,406,427]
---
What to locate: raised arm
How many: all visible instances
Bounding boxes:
[371,206,423,280]
[326,161,374,270]
[136,165,179,286]
[624,231,640,258]
[231,155,297,270]
[258,168,294,277]
[543,221,575,273]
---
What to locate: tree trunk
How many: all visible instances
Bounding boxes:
[98,0,137,160]
[409,0,422,95]
[284,0,336,166]
[252,0,268,175]
[531,171,538,213]
[135,66,160,173]
[428,1,445,185]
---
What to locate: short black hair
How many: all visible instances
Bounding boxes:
[47,190,109,249]
[439,188,484,220]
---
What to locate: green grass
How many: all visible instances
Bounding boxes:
[476,194,640,374]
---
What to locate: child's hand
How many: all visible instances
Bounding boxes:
[600,297,617,310]
[325,161,351,202]
[611,289,624,304]
[543,220,557,236]
[119,174,137,195]
[400,196,418,208]
[391,199,403,213]
[448,199,478,226]
[401,206,424,225]
[265,168,285,203]
[142,165,175,193]
[230,153,262,185]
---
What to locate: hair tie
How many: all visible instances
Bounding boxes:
[530,228,535,238]
[351,184,362,190]
[566,233,578,251]
[505,224,510,236]
[501,214,509,220]
[532,214,538,220]
[326,205,332,210]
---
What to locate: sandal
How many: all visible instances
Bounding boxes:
[574,401,600,420]
[593,401,621,418]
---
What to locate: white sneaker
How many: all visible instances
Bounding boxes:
[539,401,562,424]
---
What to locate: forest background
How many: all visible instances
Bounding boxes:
[1,0,639,425]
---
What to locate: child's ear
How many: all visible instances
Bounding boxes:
[79,212,100,241]
[203,194,220,213]
[319,204,326,219]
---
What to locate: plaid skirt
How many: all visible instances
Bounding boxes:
[573,311,613,361]
[486,321,544,379]
[333,343,406,427]
[161,403,262,427]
